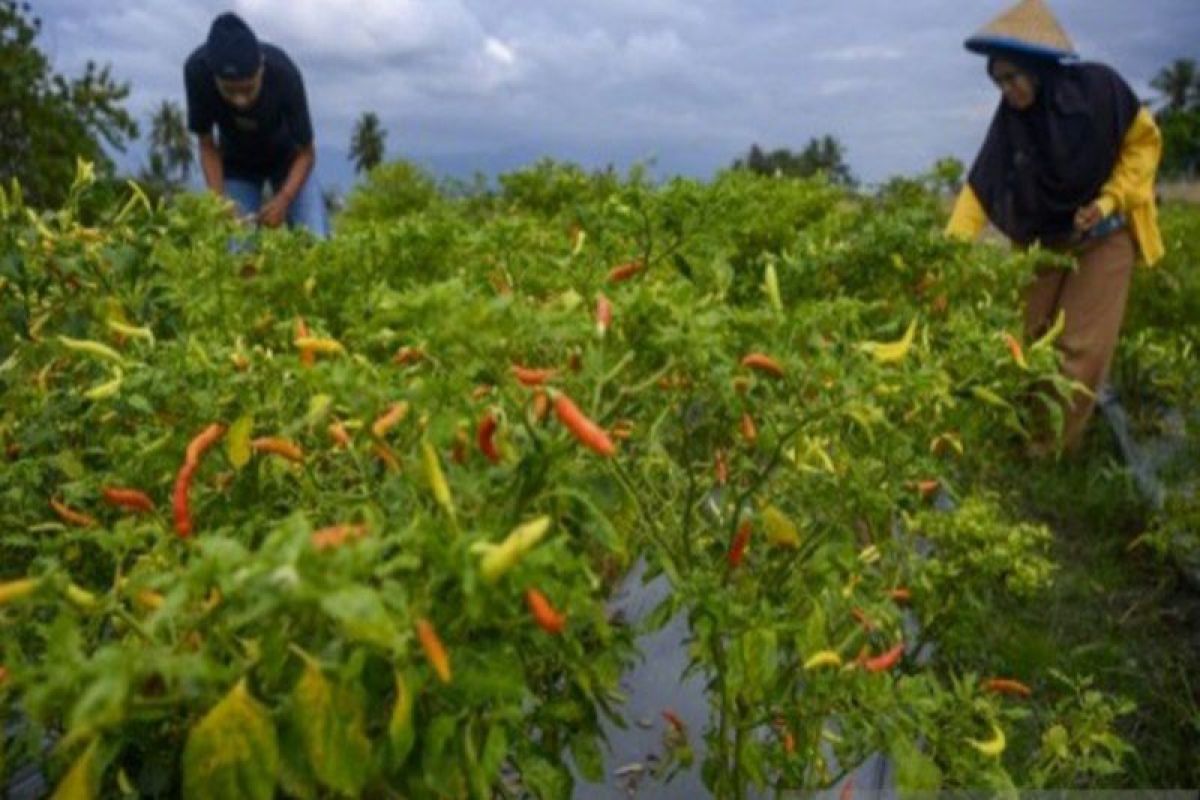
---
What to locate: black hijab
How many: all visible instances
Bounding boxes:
[967,57,1140,246]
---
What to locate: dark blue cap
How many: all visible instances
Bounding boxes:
[206,12,261,80]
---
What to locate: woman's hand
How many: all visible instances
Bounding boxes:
[1074,202,1104,232]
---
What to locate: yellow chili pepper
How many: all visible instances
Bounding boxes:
[58,335,125,365]
[472,516,552,583]
[0,578,40,606]
[293,336,345,355]
[967,723,1007,757]
[422,439,454,519]
[803,650,844,670]
[106,319,155,345]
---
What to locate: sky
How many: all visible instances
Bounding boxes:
[31,0,1200,194]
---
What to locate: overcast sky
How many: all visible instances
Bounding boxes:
[32,0,1200,193]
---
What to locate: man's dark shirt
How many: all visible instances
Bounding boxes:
[184,43,313,184]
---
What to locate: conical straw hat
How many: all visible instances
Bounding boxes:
[965,0,1077,62]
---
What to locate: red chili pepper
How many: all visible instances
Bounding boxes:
[477,412,501,464]
[662,709,686,733]
[251,437,305,463]
[888,587,912,604]
[553,391,616,457]
[607,259,644,283]
[714,449,729,485]
[840,778,855,800]
[983,677,1032,698]
[392,346,426,366]
[862,642,904,673]
[451,425,469,466]
[174,424,226,538]
[525,588,567,634]
[101,487,155,513]
[851,607,877,631]
[728,520,752,568]
[173,461,197,538]
[740,412,758,445]
[416,618,452,683]
[511,364,556,386]
[49,498,97,528]
[740,353,785,378]
[595,293,612,336]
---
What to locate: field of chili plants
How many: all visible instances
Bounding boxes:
[0,159,1196,797]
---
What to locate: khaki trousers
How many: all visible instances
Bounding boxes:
[1023,228,1136,451]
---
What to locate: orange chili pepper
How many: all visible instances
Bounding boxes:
[553,391,616,457]
[328,420,352,448]
[862,642,904,673]
[296,318,314,368]
[511,364,556,387]
[372,402,410,438]
[740,412,758,445]
[252,437,304,463]
[49,498,97,528]
[983,678,1032,698]
[101,487,154,513]
[607,259,644,283]
[525,588,567,634]
[740,353,784,378]
[416,618,452,683]
[392,346,426,366]
[311,523,368,551]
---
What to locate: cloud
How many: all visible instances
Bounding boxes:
[812,45,905,63]
[29,0,1200,190]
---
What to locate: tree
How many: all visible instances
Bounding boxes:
[0,0,138,207]
[349,112,386,174]
[732,135,855,186]
[140,99,193,194]
[1150,58,1200,178]
[1150,58,1198,115]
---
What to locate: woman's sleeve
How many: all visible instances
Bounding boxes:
[1095,107,1162,217]
[945,184,989,241]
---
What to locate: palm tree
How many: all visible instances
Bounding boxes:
[150,100,193,182]
[1151,59,1198,114]
[349,112,386,174]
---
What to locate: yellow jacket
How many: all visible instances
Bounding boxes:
[946,106,1164,266]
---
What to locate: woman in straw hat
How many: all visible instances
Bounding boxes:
[946,0,1164,454]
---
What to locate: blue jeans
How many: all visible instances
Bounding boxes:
[225,171,329,238]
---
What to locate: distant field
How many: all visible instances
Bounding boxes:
[1159,180,1200,204]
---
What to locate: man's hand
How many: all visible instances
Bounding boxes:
[1074,202,1104,232]
[258,194,291,228]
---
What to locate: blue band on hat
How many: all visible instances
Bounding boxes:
[965,34,1078,64]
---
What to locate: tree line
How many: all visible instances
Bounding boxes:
[2,0,1197,210]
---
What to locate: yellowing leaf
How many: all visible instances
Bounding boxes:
[859,318,918,364]
[388,671,416,767]
[761,505,801,548]
[51,741,100,800]
[182,680,279,800]
[227,415,254,470]
[291,659,372,796]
